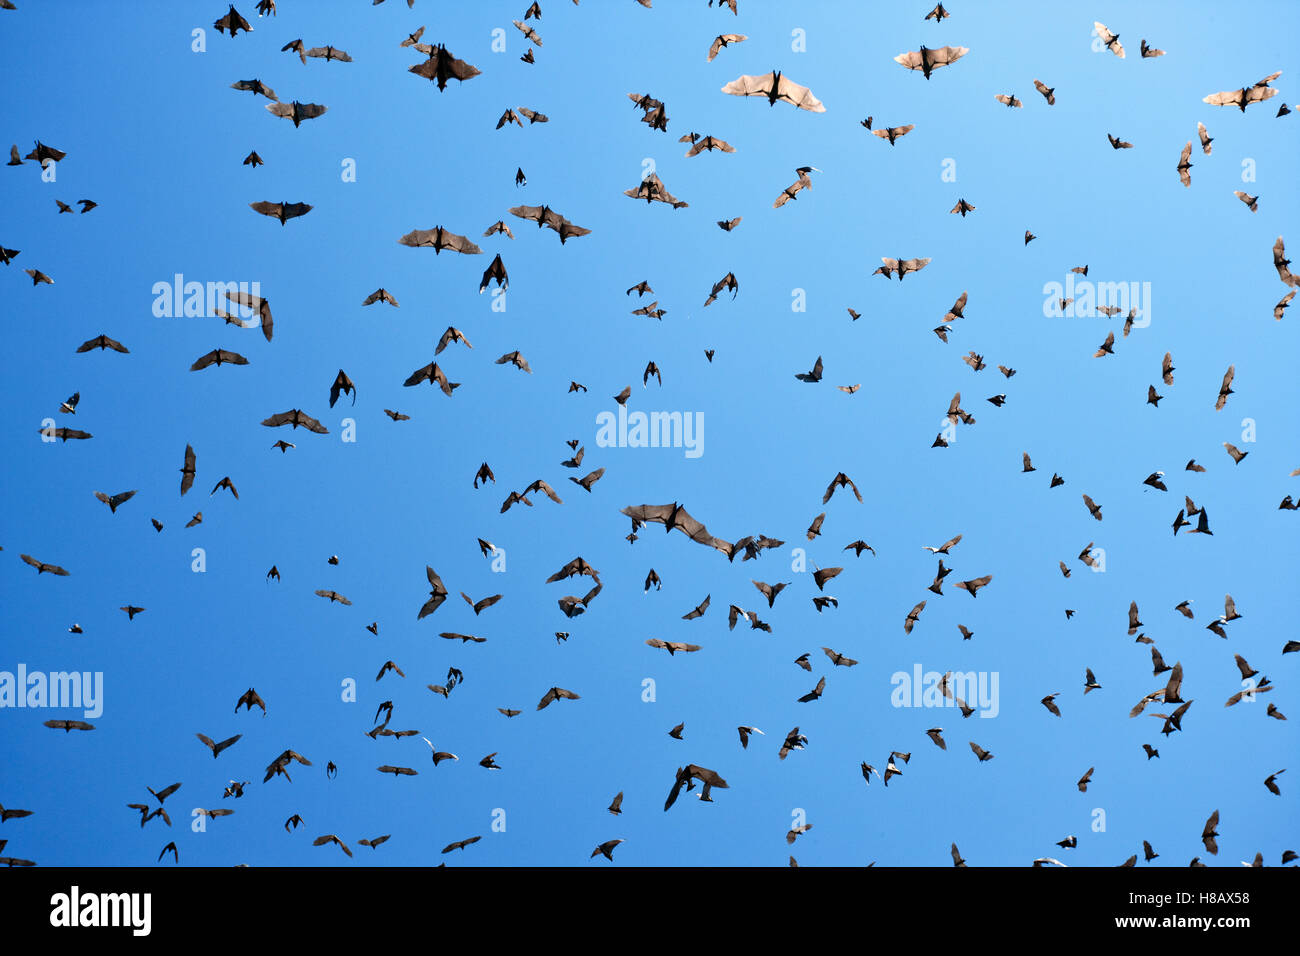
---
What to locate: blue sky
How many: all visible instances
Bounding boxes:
[1,0,1297,867]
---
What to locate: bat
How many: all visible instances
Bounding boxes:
[44,719,94,732]
[77,334,129,353]
[441,836,481,853]
[409,45,481,90]
[190,349,249,370]
[624,172,688,208]
[721,71,825,111]
[20,554,70,576]
[774,166,819,206]
[537,686,580,710]
[231,78,277,100]
[683,134,735,157]
[94,490,137,513]
[250,200,313,225]
[329,370,356,407]
[620,503,733,556]
[306,45,351,62]
[707,33,746,61]
[894,45,969,79]
[363,288,399,307]
[224,290,272,341]
[704,271,739,306]
[262,409,328,433]
[874,257,930,281]
[265,100,327,127]
[214,5,253,37]
[1094,21,1123,57]
[1203,72,1281,111]
[513,20,542,46]
[398,226,482,254]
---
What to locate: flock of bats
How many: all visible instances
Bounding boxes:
[2,0,1297,869]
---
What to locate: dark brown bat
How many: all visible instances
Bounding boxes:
[682,594,711,620]
[441,836,481,853]
[231,78,277,100]
[569,467,605,492]
[77,334,129,353]
[620,503,732,556]
[537,686,580,710]
[397,226,482,254]
[265,100,327,127]
[362,288,399,307]
[190,348,249,370]
[223,290,273,341]
[480,253,508,292]
[214,5,253,37]
[904,600,926,634]
[24,141,67,166]
[409,45,481,89]
[790,356,821,382]
[94,489,137,513]
[306,45,352,62]
[250,200,313,226]
[45,719,95,732]
[461,592,503,615]
[262,409,327,433]
[823,472,862,504]
[20,554,69,575]
[329,370,356,407]
[403,361,459,396]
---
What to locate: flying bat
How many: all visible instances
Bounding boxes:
[409,45,481,90]
[1094,22,1124,57]
[262,409,327,433]
[721,71,825,111]
[624,172,688,208]
[214,5,253,37]
[265,100,327,127]
[397,226,482,254]
[1203,72,1281,111]
[874,257,930,281]
[707,33,746,61]
[894,45,969,79]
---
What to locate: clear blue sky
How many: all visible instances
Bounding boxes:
[1,0,1296,867]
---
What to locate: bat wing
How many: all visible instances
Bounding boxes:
[775,74,825,112]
